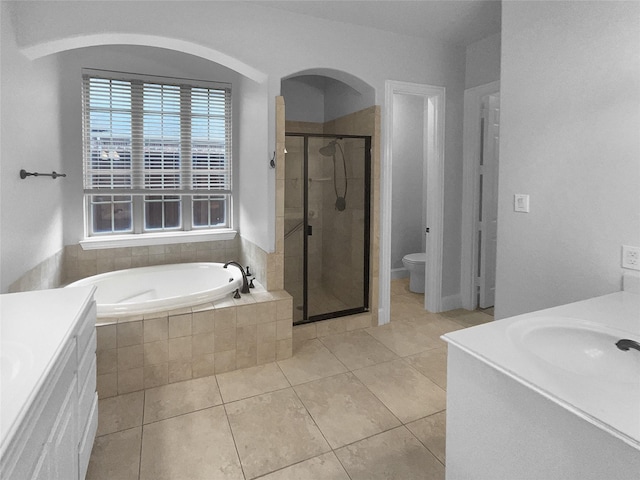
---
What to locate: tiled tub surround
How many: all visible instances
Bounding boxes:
[64,240,240,285]
[96,287,293,398]
[7,238,241,294]
[238,236,284,292]
[8,235,283,298]
[7,247,65,293]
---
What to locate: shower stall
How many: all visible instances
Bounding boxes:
[284,134,371,325]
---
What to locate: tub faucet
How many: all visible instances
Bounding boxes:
[223,261,250,294]
[616,339,640,353]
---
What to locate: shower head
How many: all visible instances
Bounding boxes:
[319,140,337,157]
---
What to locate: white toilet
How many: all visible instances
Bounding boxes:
[402,252,426,293]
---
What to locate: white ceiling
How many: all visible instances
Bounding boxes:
[257,0,501,47]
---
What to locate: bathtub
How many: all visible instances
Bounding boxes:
[66,262,243,317]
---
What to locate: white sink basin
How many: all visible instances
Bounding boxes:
[508,317,640,384]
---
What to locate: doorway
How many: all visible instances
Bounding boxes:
[284,134,372,325]
[390,94,427,280]
[380,81,446,324]
[461,81,500,311]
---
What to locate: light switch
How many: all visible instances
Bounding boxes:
[514,194,530,213]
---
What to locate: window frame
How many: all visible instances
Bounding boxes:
[81,68,234,245]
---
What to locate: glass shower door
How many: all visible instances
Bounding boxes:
[283,136,305,323]
[284,134,371,324]
[306,136,370,321]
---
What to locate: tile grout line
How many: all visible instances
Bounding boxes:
[317,329,401,369]
[403,421,447,469]
[345,363,405,428]
[221,402,248,480]
[289,377,335,456]
[404,408,448,468]
[399,356,448,393]
[137,389,145,480]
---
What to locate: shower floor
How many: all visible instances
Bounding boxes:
[290,284,351,323]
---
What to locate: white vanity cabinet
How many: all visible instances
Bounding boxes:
[0,286,98,480]
[443,291,640,479]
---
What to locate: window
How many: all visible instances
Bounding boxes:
[82,69,232,238]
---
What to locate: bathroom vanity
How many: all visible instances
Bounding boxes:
[1,286,97,479]
[443,290,640,479]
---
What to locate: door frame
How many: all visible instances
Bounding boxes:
[461,81,500,310]
[380,80,445,324]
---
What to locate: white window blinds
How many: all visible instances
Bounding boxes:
[82,70,232,196]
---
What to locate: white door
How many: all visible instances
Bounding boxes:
[479,93,500,308]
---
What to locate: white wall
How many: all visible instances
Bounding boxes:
[237,75,271,249]
[281,77,326,123]
[2,1,467,296]
[441,73,466,299]
[323,78,373,122]
[465,33,501,90]
[495,1,640,318]
[391,93,425,270]
[0,3,64,292]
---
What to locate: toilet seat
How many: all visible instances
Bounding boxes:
[403,253,426,264]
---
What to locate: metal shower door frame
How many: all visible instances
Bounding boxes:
[286,133,371,325]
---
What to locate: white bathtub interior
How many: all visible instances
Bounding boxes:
[66,262,243,317]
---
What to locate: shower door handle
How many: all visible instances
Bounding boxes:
[307,225,313,236]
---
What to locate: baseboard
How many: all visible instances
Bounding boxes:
[390,267,409,280]
[441,293,462,312]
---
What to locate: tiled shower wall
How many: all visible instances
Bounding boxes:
[283,132,328,321]
[321,137,368,308]
[325,107,381,327]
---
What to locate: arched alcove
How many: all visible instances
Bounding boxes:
[26,37,273,257]
[279,68,379,326]
[21,33,267,83]
[281,68,375,123]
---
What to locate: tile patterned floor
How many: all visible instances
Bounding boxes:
[86,279,493,480]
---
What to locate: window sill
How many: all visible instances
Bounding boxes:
[80,229,237,250]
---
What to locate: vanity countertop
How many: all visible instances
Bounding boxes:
[443,291,640,449]
[0,286,95,457]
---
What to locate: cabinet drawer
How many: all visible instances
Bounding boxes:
[78,329,96,388]
[3,340,77,480]
[48,375,79,480]
[78,393,98,480]
[77,302,97,359]
[78,355,97,437]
